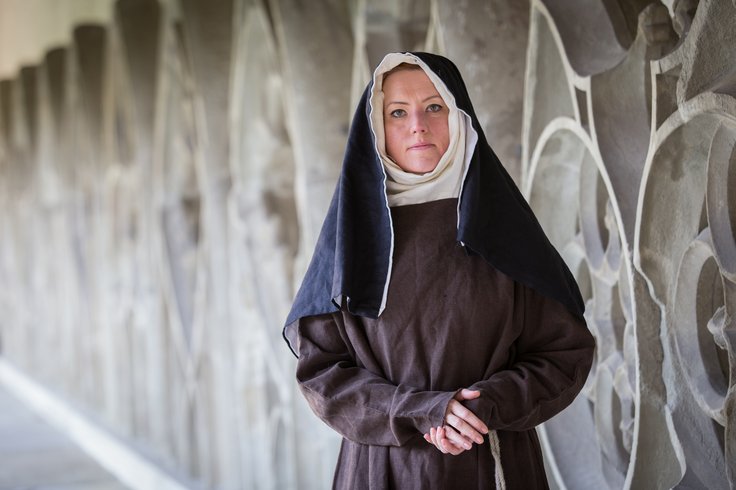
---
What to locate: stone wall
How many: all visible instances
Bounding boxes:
[0,0,733,489]
[0,0,116,79]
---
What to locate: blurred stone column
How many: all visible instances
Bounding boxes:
[151,3,206,479]
[228,0,304,488]
[103,0,165,462]
[32,47,65,392]
[0,74,34,371]
[433,0,529,184]
[266,1,356,487]
[66,25,108,413]
[177,0,241,487]
[268,0,353,281]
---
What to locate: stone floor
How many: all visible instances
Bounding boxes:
[0,382,129,490]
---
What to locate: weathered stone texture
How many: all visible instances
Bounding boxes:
[525,0,736,488]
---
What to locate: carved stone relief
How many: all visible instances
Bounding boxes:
[524,0,735,488]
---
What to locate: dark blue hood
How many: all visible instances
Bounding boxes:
[283,52,585,356]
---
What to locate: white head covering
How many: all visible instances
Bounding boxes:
[368,52,478,207]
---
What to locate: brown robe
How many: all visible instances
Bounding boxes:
[295,198,595,489]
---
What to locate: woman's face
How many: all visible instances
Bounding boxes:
[382,69,450,174]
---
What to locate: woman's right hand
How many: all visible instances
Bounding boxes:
[423,389,488,455]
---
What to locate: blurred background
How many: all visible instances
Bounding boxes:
[0,0,734,489]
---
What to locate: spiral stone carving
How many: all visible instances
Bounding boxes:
[524,0,736,488]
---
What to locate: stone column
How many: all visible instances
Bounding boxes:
[433,0,529,184]
[268,0,353,282]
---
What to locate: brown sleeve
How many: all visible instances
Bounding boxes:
[295,313,455,446]
[464,281,596,431]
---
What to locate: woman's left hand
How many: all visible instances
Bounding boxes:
[424,426,469,455]
[423,389,488,455]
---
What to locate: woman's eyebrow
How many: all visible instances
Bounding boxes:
[385,95,443,106]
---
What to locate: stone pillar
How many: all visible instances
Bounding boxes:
[268,0,353,281]
[228,0,302,487]
[433,0,529,183]
[173,1,239,486]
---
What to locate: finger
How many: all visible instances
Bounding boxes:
[446,412,485,444]
[439,427,466,456]
[446,400,487,441]
[448,400,489,435]
[442,425,473,451]
[441,438,463,456]
[430,427,446,453]
[435,427,466,455]
[432,428,444,452]
[456,389,481,401]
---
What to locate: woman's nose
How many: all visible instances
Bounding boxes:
[410,111,428,133]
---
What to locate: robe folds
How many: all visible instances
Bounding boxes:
[295,198,596,489]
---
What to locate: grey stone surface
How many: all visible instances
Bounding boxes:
[0,383,129,490]
[526,0,735,488]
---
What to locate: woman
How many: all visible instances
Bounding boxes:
[283,52,595,489]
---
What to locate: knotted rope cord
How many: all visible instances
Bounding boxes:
[488,430,506,490]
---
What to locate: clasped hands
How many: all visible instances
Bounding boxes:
[423,388,488,455]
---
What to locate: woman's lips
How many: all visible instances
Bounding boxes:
[409,143,434,150]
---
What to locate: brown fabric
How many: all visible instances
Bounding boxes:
[296,198,595,489]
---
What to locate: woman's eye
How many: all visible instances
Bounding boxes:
[427,104,443,113]
[389,109,406,118]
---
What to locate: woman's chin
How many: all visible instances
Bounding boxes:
[397,159,441,175]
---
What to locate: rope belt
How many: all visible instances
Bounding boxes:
[488,430,506,489]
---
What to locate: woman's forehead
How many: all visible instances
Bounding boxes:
[383,69,441,97]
